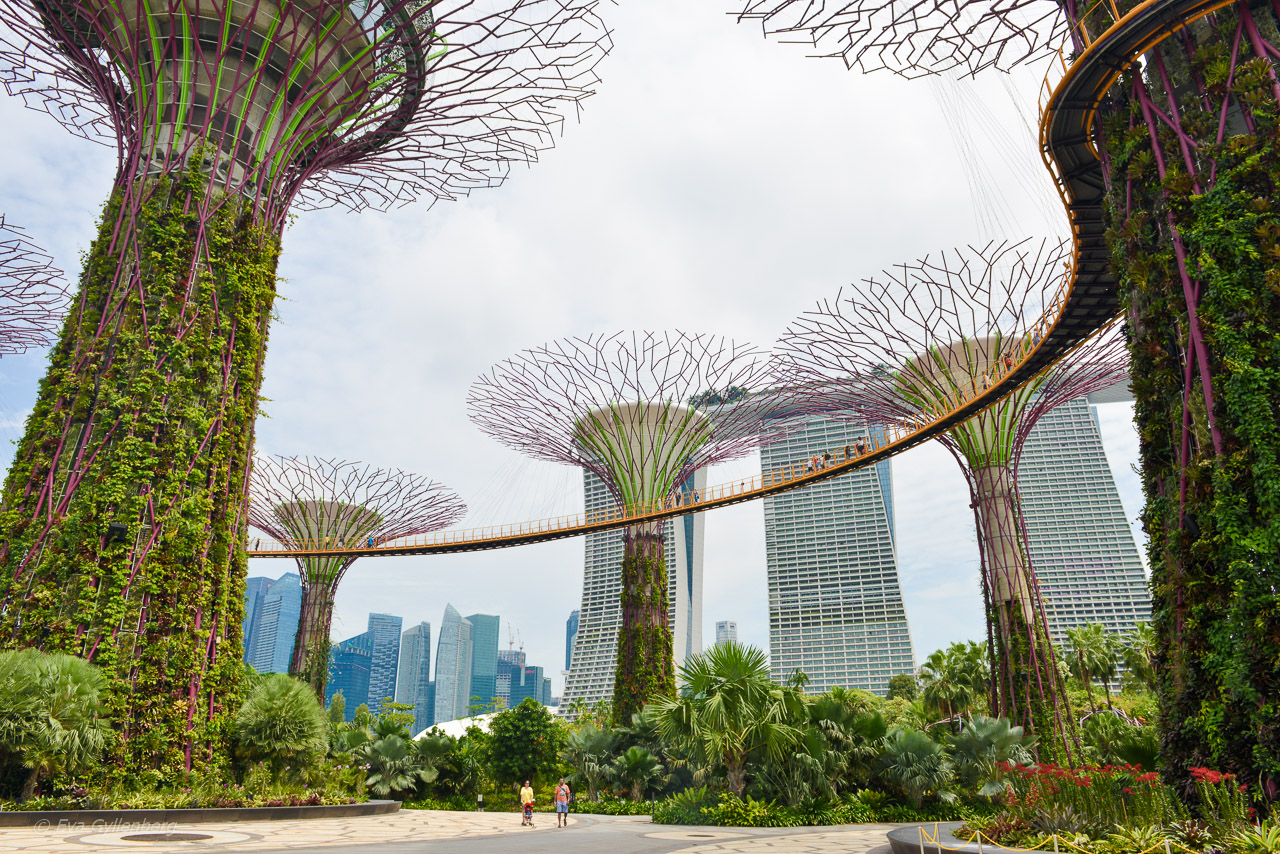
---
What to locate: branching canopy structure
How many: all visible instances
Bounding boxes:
[248,454,466,697]
[0,215,66,354]
[0,0,606,771]
[734,0,1067,77]
[778,238,1129,760]
[468,331,791,723]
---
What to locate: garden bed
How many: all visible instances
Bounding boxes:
[0,799,400,826]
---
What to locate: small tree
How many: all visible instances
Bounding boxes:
[0,650,111,799]
[234,673,328,782]
[561,723,618,801]
[610,746,664,801]
[886,673,918,701]
[484,698,565,788]
[879,728,955,808]
[328,692,347,724]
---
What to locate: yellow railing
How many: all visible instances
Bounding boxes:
[918,822,1225,854]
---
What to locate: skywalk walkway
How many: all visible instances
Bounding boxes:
[249,0,1206,561]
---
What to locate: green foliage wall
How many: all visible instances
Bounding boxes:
[1097,14,1280,788]
[0,166,281,774]
[613,527,676,726]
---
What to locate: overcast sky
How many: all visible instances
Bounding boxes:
[0,0,1145,696]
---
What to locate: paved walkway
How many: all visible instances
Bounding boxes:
[0,811,900,854]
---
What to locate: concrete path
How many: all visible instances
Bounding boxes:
[0,810,900,854]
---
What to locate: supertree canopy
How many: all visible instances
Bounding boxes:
[0,215,66,354]
[468,331,791,724]
[778,239,1130,762]
[0,0,607,771]
[248,455,465,698]
[740,0,1280,787]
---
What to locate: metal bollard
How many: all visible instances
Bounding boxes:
[919,827,926,854]
[1054,835,1059,854]
[977,831,983,854]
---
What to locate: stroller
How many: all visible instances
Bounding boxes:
[522,801,534,826]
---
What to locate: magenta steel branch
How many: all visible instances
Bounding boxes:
[734,0,1067,76]
[248,454,466,695]
[777,238,1130,759]
[0,0,612,221]
[0,215,66,354]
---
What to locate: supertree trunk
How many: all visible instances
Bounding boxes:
[291,569,338,697]
[613,521,676,725]
[0,167,278,772]
[1090,1,1280,789]
[970,464,1075,763]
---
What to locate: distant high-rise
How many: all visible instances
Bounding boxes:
[1018,395,1151,647]
[715,621,738,647]
[760,415,916,693]
[563,469,705,708]
[242,576,274,664]
[326,631,373,718]
[434,605,474,724]
[366,613,403,716]
[242,573,301,673]
[496,648,525,707]
[466,614,500,713]
[510,664,552,707]
[397,622,433,735]
[247,573,302,674]
[565,610,579,671]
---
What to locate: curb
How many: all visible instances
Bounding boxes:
[0,799,400,826]
[888,822,1015,854]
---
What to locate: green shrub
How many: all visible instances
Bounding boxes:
[878,728,954,808]
[653,786,717,825]
[1230,818,1280,854]
[700,792,801,828]
[234,674,328,782]
[572,794,652,815]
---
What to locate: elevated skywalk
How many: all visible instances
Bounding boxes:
[250,0,1208,560]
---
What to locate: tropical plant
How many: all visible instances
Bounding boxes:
[648,641,804,796]
[1066,623,1123,710]
[878,728,955,808]
[234,673,329,782]
[918,642,988,722]
[887,673,918,701]
[561,722,618,801]
[947,715,1034,795]
[0,650,112,799]
[1231,819,1280,854]
[356,734,438,799]
[1121,623,1156,694]
[611,746,664,801]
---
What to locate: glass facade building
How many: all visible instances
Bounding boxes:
[760,415,915,694]
[243,572,301,674]
[715,620,738,646]
[496,648,524,707]
[562,468,705,708]
[326,630,373,717]
[564,610,579,671]
[366,613,403,716]
[397,621,433,735]
[466,614,500,712]
[433,604,473,724]
[1018,396,1151,647]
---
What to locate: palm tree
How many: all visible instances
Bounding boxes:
[947,715,1034,795]
[234,673,329,782]
[879,728,955,808]
[1066,623,1123,710]
[561,723,617,802]
[0,650,112,800]
[919,642,989,723]
[610,746,664,801]
[357,734,439,799]
[648,641,804,796]
[1122,623,1157,693]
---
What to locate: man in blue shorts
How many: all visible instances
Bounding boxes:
[554,778,571,827]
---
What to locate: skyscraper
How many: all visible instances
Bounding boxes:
[562,469,705,708]
[466,614,500,713]
[242,576,274,664]
[326,630,373,717]
[433,605,474,724]
[397,622,433,735]
[760,415,915,693]
[244,573,302,674]
[1017,394,1151,648]
[565,610,579,671]
[496,648,525,707]
[366,613,403,716]
[715,621,738,646]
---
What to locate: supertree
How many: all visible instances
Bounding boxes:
[777,239,1130,762]
[467,331,792,724]
[0,0,608,769]
[0,215,67,354]
[247,455,465,698]
[737,0,1280,786]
